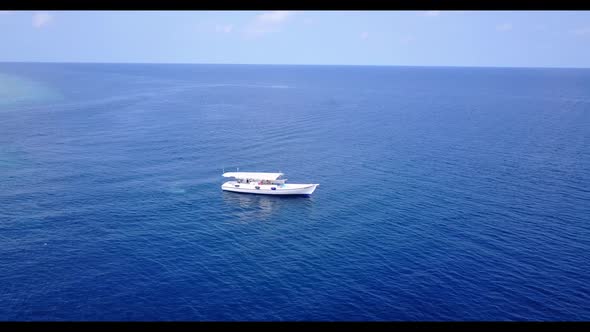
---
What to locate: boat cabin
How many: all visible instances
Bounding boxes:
[223,172,287,185]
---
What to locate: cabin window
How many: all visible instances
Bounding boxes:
[235,185,240,188]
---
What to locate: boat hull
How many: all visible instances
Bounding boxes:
[222,181,319,195]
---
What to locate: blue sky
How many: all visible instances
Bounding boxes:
[1,10,590,67]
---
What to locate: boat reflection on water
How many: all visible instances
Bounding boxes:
[221,191,315,223]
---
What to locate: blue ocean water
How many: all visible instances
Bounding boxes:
[0,63,589,321]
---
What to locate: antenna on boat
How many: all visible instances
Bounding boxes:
[237,167,239,172]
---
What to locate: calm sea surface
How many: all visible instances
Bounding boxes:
[0,63,589,321]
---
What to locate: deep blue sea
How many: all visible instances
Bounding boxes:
[0,63,589,321]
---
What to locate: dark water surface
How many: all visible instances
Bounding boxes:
[1,63,589,321]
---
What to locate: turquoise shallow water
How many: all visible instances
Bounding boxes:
[0,63,589,321]
[0,72,61,107]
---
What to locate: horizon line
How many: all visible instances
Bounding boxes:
[0,60,589,70]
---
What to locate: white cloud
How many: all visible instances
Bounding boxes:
[215,24,234,33]
[572,27,590,36]
[243,11,294,38]
[422,11,441,17]
[496,23,513,32]
[256,11,292,24]
[360,32,369,40]
[32,12,53,28]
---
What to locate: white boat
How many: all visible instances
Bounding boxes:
[221,172,319,196]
